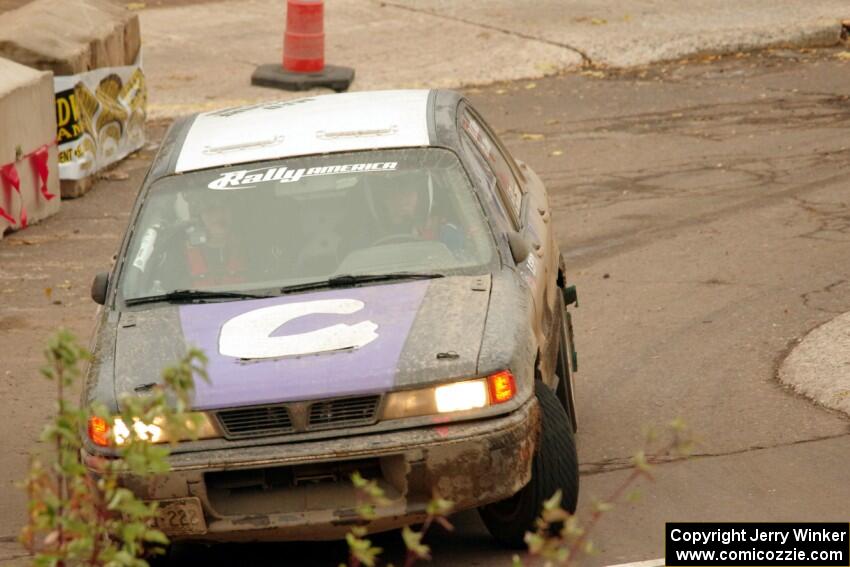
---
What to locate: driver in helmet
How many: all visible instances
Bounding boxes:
[367,171,464,252]
[179,192,248,287]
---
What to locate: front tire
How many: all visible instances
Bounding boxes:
[479,381,579,548]
[557,306,579,432]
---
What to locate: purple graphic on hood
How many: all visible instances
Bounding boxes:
[178,281,429,410]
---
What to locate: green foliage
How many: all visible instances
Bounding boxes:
[351,471,392,522]
[21,329,207,566]
[346,526,384,567]
[345,473,453,567]
[401,526,430,561]
[515,418,695,566]
[342,418,692,566]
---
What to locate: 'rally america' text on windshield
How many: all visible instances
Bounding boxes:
[208,162,399,189]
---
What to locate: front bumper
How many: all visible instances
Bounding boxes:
[83,398,540,542]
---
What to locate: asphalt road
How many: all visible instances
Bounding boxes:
[1,48,849,565]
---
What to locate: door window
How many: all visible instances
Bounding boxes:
[460,110,523,223]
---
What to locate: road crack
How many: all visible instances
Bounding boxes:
[561,162,850,269]
[800,278,849,314]
[580,430,850,476]
[791,196,850,243]
[375,0,592,65]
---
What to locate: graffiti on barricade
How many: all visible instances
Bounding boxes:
[53,57,147,180]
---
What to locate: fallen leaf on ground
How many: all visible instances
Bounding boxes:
[590,18,607,25]
[549,150,563,156]
[545,119,560,125]
[535,62,559,75]
[126,2,145,9]
[524,82,537,90]
[835,52,850,61]
[101,170,129,181]
[582,70,606,78]
[495,89,507,95]
[168,73,197,82]
[521,133,545,141]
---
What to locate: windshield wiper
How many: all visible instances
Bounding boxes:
[124,289,271,307]
[280,272,445,294]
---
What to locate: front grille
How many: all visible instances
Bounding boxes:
[215,395,382,439]
[308,395,381,430]
[217,405,293,439]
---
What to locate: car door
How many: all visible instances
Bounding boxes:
[459,105,559,384]
[513,153,562,383]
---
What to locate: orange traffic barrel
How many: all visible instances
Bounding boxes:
[283,0,325,73]
[252,0,353,92]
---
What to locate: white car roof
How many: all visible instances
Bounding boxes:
[174,90,432,173]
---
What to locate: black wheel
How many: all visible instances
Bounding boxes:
[479,381,579,548]
[556,306,579,432]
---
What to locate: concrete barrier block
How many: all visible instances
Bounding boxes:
[0,58,61,239]
[0,0,143,198]
[0,0,140,74]
[124,16,142,67]
[60,176,95,200]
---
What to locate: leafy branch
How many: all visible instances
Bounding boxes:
[519,418,695,566]
[21,329,207,567]
[344,472,454,567]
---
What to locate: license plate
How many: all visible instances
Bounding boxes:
[152,497,207,536]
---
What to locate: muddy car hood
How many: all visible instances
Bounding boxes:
[114,275,491,410]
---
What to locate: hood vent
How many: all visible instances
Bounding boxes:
[316,126,397,140]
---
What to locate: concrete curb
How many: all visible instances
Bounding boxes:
[779,312,850,417]
[382,2,848,69]
[588,20,845,68]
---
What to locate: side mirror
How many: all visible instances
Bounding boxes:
[563,284,579,307]
[507,231,531,265]
[91,272,109,305]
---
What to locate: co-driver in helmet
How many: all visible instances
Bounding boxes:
[366,170,465,252]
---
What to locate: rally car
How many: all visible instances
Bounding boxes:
[83,89,580,548]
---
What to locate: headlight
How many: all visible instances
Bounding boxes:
[87,413,220,447]
[383,370,516,420]
[113,417,164,445]
[435,381,487,413]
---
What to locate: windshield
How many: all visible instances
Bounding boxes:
[118,148,496,303]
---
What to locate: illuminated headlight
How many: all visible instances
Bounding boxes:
[435,381,487,413]
[383,370,516,420]
[113,417,164,445]
[87,413,220,447]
